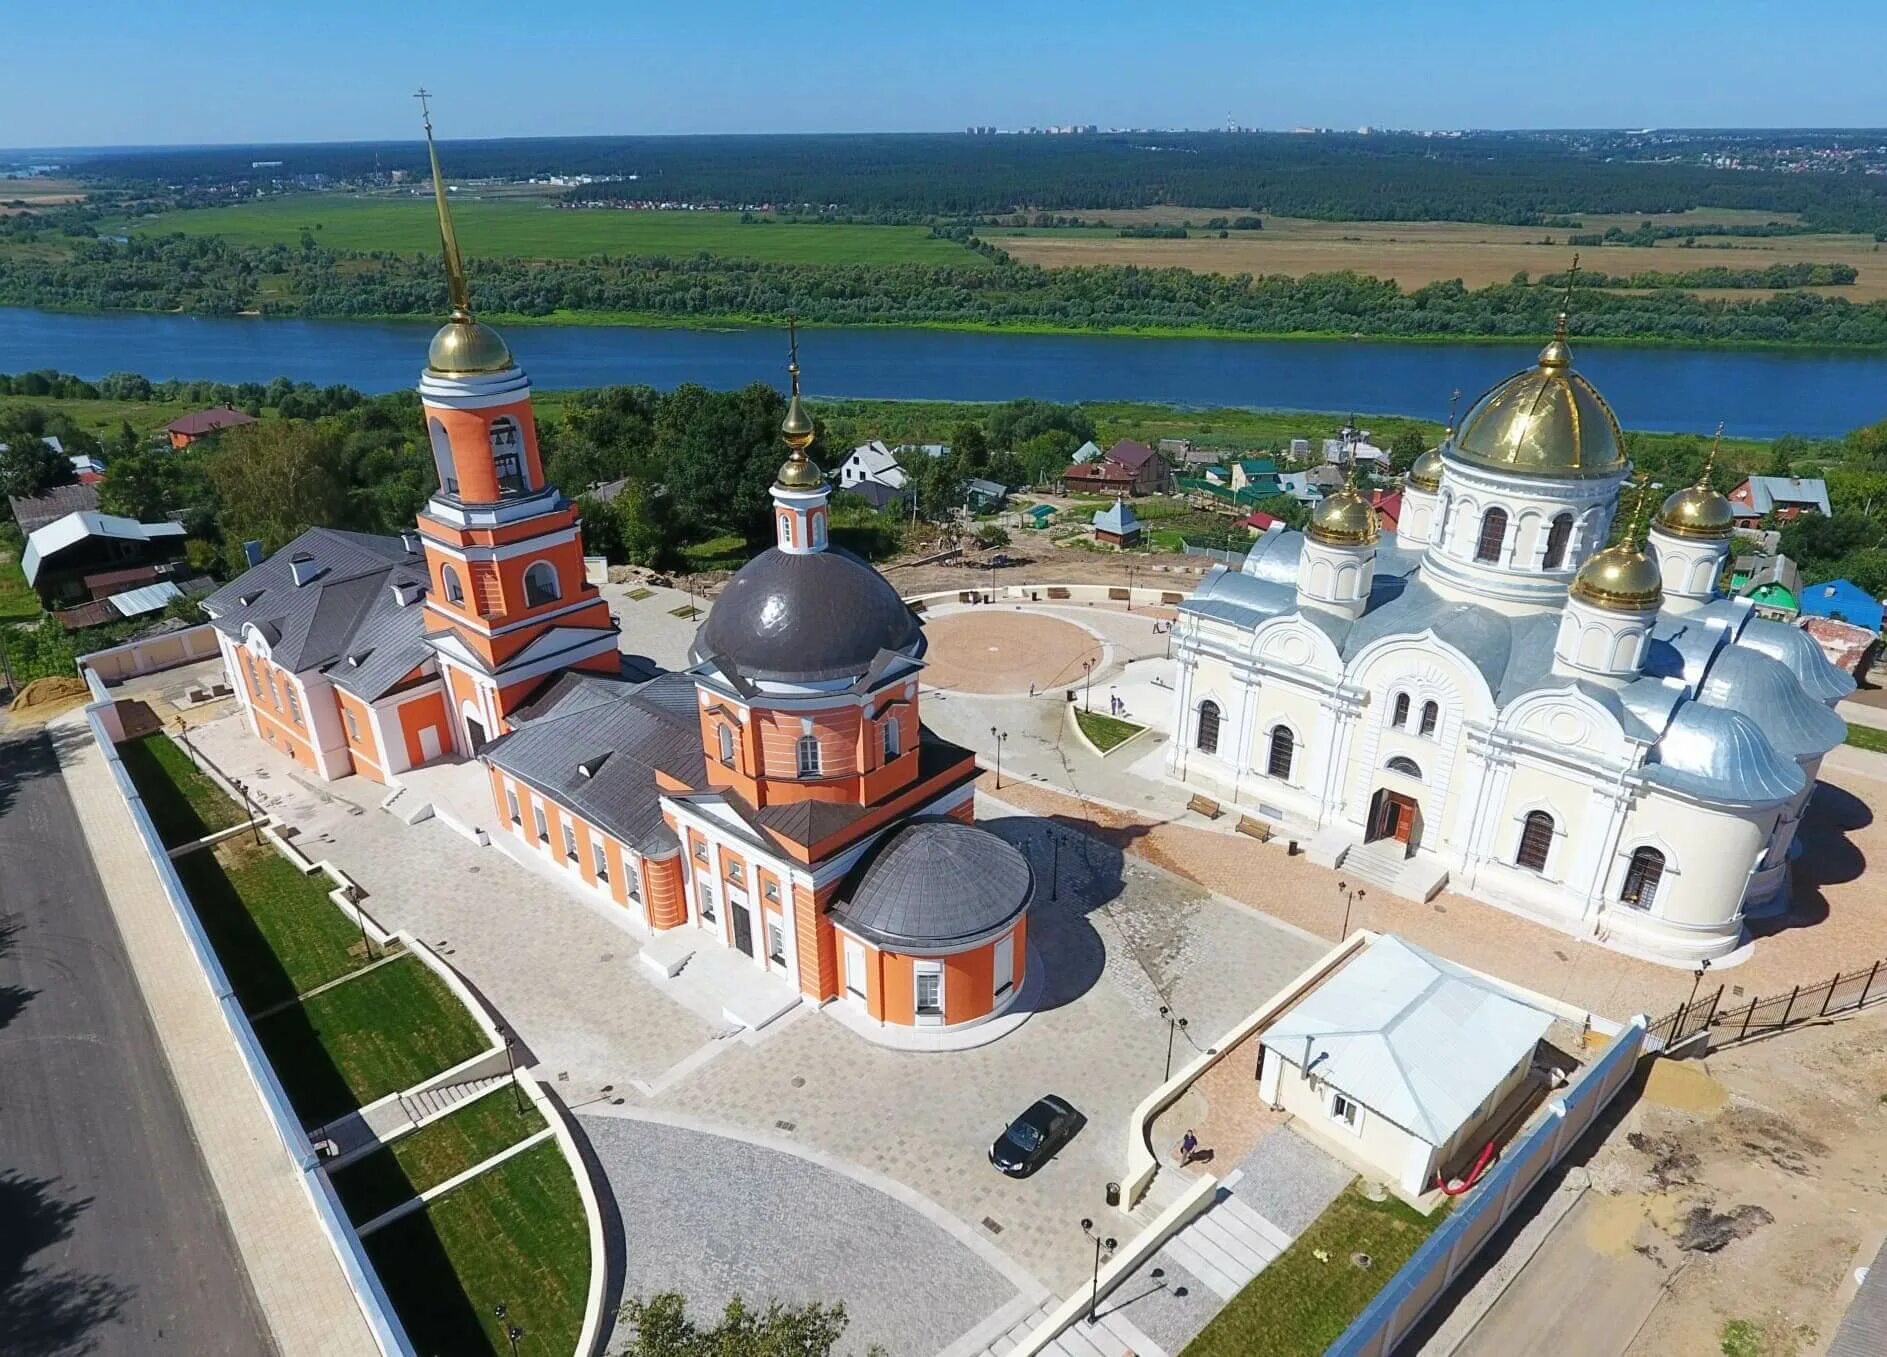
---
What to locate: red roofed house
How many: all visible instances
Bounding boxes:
[1368,488,1402,534]
[1059,438,1167,496]
[1244,510,1283,536]
[167,406,259,449]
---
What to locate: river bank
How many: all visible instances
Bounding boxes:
[1,306,1881,438]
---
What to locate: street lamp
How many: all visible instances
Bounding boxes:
[1685,958,1713,1014]
[1126,562,1135,611]
[494,1303,522,1357]
[1158,1005,1189,1082]
[349,884,375,962]
[1082,658,1095,712]
[1336,880,1366,940]
[989,726,1008,790]
[499,1026,526,1116]
[1080,1218,1118,1325]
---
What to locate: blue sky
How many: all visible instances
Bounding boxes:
[6,0,1880,147]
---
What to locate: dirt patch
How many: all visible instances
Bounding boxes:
[919,611,1102,694]
[1677,1203,1775,1254]
[1641,1059,1729,1115]
[8,674,92,722]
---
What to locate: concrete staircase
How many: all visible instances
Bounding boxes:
[1335,839,1450,903]
[1159,1182,1292,1299]
[397,1072,511,1125]
[976,1297,1164,1357]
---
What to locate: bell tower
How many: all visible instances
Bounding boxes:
[409,93,618,755]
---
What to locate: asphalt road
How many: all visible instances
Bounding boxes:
[0,728,274,1356]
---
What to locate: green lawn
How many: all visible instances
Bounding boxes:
[253,954,490,1126]
[330,1087,546,1226]
[117,732,249,847]
[366,1137,589,1357]
[1184,1184,1446,1357]
[1846,722,1887,753]
[0,545,40,627]
[679,532,751,573]
[173,836,380,1013]
[1074,708,1147,752]
[133,195,982,267]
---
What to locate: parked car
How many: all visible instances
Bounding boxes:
[988,1094,1083,1177]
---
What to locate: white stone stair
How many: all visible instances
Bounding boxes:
[1335,839,1450,903]
[975,1298,1165,1357]
[1159,1188,1292,1300]
[397,1072,510,1125]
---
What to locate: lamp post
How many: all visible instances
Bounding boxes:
[1158,1005,1189,1082]
[1080,1218,1117,1325]
[1126,561,1135,612]
[349,885,374,962]
[1685,958,1713,1015]
[1336,880,1366,940]
[1082,658,1095,712]
[499,1025,526,1116]
[989,726,1008,790]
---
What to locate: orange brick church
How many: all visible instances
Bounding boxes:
[203,117,1031,1039]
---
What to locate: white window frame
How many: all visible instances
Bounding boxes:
[882,718,899,762]
[914,961,944,1022]
[766,919,786,966]
[591,837,609,881]
[562,822,579,863]
[796,734,822,779]
[717,722,736,766]
[505,787,521,825]
[533,805,549,844]
[697,878,717,923]
[344,708,359,740]
[993,930,1015,1001]
[1330,1090,1364,1135]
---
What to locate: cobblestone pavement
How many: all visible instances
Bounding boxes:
[579,1113,1027,1357]
[185,714,1328,1302]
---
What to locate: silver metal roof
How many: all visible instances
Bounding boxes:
[1641,702,1805,805]
[1696,644,1847,761]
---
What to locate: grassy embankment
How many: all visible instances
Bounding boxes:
[124,731,587,1356]
[1184,1183,1446,1357]
[1074,708,1146,752]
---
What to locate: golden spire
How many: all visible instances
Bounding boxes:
[1698,422,1723,488]
[776,317,823,488]
[1446,387,1461,435]
[416,89,471,321]
[1621,471,1651,547]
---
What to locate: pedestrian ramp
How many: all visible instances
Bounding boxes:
[1158,1174,1292,1298]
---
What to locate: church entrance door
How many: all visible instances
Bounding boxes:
[1367,790,1419,854]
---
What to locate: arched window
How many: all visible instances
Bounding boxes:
[1542,513,1573,570]
[1386,755,1422,779]
[795,735,822,779]
[1516,810,1554,873]
[441,563,465,606]
[523,561,559,608]
[1392,692,1410,728]
[1196,700,1221,755]
[1475,507,1509,564]
[490,417,526,494]
[1419,700,1439,737]
[1621,846,1666,909]
[882,718,900,761]
[716,723,735,767]
[1267,725,1295,780]
[427,417,457,495]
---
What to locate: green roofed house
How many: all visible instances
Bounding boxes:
[1023,504,1056,528]
[1231,458,1279,495]
[1735,553,1802,621]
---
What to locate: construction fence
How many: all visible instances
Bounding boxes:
[1647,959,1887,1053]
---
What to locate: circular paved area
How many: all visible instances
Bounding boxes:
[921,611,1102,694]
[578,1113,1021,1356]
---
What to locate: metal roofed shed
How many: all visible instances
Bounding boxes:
[1259,933,1556,1199]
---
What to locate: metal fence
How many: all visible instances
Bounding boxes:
[1647,960,1887,1052]
[1180,540,1247,566]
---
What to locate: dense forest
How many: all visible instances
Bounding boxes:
[54,131,1887,234]
[5,232,1886,346]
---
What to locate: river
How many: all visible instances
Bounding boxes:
[1,307,1883,438]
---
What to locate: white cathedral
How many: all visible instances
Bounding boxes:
[1166,319,1852,966]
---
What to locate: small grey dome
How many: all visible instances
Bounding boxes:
[692,546,923,683]
[831,818,1032,949]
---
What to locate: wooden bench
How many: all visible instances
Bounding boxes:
[1187,794,1223,820]
[908,599,927,614]
[958,591,978,604]
[1236,815,1274,843]
[1162,591,1185,605]
[1047,586,1072,600]
[1108,587,1131,601]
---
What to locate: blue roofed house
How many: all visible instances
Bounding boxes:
[1091,496,1141,549]
[1799,578,1883,633]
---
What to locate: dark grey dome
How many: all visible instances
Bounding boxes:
[831,818,1032,949]
[692,546,923,683]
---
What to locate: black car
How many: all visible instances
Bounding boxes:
[989,1094,1083,1177]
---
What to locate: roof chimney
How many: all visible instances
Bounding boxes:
[288,553,319,587]
[401,530,421,555]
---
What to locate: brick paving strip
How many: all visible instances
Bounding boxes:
[52,710,381,1356]
[977,764,1887,1019]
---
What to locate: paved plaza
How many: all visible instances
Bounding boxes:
[181,711,1328,1308]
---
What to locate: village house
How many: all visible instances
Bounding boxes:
[166,405,259,450]
[1060,438,1167,496]
[1091,496,1141,548]
[1727,475,1831,527]
[22,510,187,609]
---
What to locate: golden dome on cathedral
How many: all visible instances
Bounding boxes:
[1655,428,1734,540]
[427,315,514,375]
[774,322,825,490]
[1451,317,1626,481]
[1307,479,1379,547]
[1570,544,1663,612]
[1407,445,1447,494]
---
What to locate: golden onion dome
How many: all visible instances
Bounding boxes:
[1655,483,1735,540]
[1307,483,1379,547]
[775,449,826,490]
[1407,445,1447,494]
[427,316,513,375]
[1570,544,1662,612]
[1451,319,1626,480]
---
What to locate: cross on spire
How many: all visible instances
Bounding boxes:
[1446,386,1461,433]
[1699,421,1724,488]
[787,315,801,398]
[1553,252,1581,341]
[415,89,471,320]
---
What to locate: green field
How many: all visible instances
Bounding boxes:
[174,836,381,1013]
[117,732,250,847]
[331,1087,545,1226]
[131,195,985,267]
[366,1137,588,1357]
[253,954,489,1125]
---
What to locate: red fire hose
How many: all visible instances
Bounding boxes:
[1435,1140,1498,1197]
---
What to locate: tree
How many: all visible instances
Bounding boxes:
[97,446,181,520]
[984,399,1094,451]
[1387,425,1427,475]
[615,1293,865,1357]
[206,420,351,556]
[973,524,1011,550]
[951,421,990,470]
[0,436,72,501]
[655,382,793,543]
[1844,419,1887,470]
[1014,429,1081,487]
